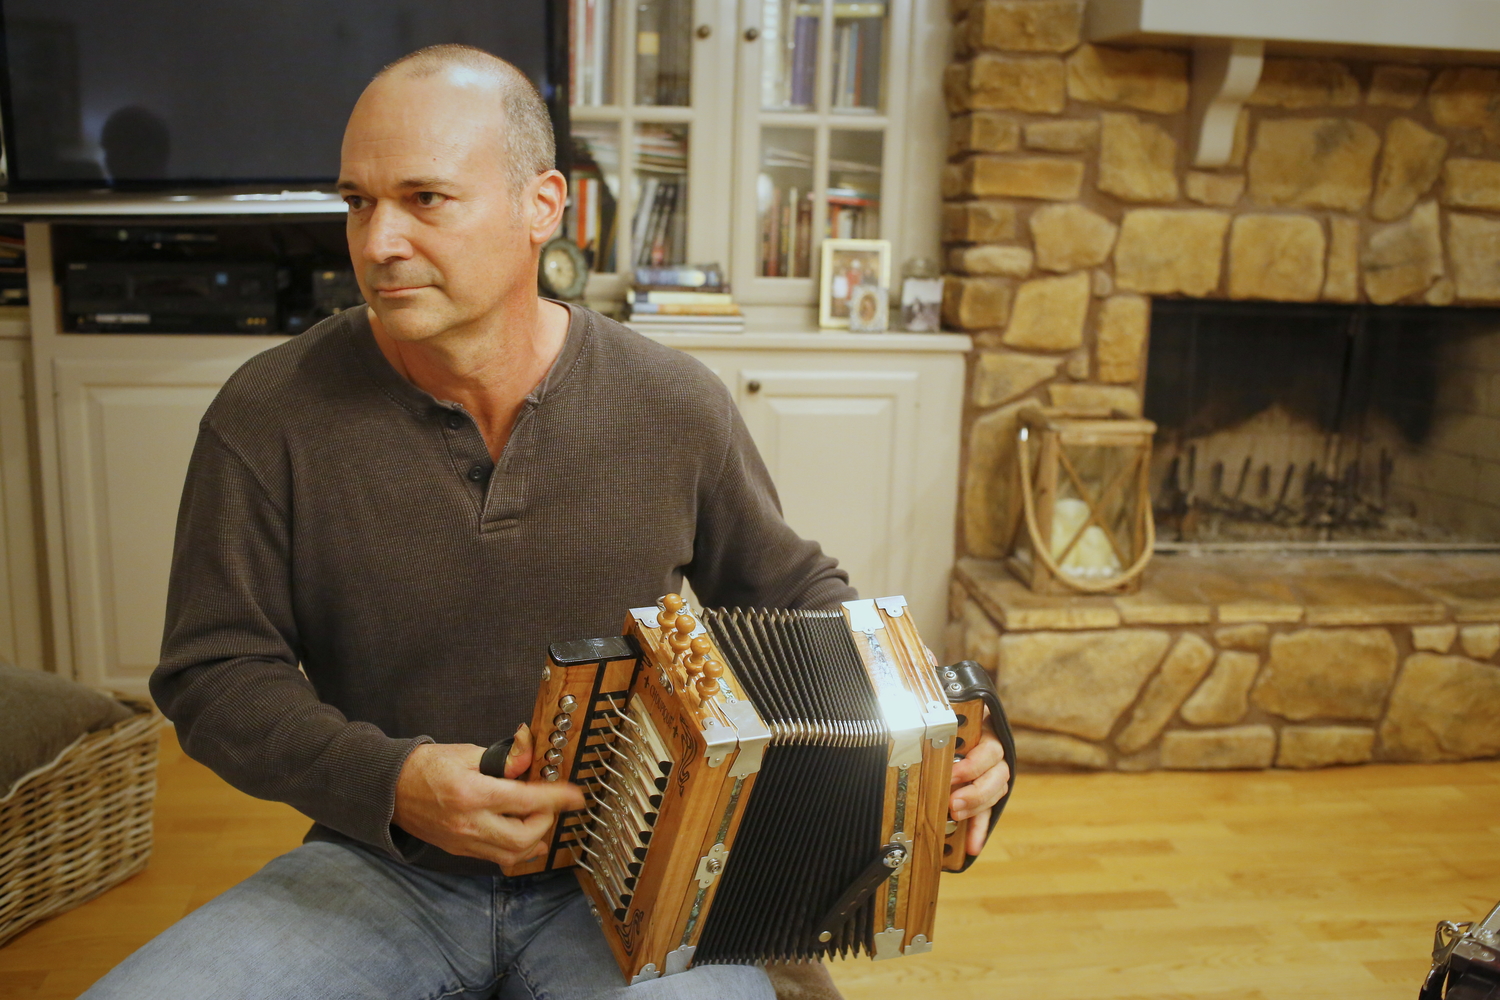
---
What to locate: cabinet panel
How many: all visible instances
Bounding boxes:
[0,343,44,671]
[735,368,917,602]
[54,359,243,691]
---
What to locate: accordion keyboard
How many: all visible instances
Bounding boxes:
[575,695,673,920]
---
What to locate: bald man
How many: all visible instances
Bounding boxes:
[85,44,1009,1000]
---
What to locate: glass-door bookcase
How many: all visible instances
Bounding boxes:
[564,0,941,313]
[730,0,916,306]
[564,0,736,300]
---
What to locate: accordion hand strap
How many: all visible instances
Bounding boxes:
[944,660,1015,873]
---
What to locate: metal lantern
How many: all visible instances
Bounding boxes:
[1008,405,1157,595]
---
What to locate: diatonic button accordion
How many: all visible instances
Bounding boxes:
[484,594,1013,985]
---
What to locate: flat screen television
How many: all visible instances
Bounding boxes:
[0,0,569,192]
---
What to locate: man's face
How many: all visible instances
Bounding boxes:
[338,70,538,344]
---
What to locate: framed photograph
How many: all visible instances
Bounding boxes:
[900,277,943,332]
[847,284,889,332]
[819,238,891,328]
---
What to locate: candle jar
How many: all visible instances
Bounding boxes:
[1008,405,1157,594]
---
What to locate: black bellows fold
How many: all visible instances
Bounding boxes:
[695,609,889,963]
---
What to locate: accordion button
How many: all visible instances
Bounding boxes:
[541,765,560,781]
[549,730,568,749]
[559,694,578,713]
[545,748,563,763]
[554,713,573,731]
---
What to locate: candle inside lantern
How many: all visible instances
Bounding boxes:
[1050,497,1122,579]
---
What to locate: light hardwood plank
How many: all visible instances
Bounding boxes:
[0,734,1496,999]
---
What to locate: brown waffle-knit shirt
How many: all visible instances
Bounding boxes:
[151,304,855,875]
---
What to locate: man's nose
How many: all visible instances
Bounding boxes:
[361,201,414,262]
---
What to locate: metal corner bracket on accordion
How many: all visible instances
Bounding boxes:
[490,594,1011,985]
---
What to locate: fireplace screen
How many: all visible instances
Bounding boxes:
[1145,300,1500,547]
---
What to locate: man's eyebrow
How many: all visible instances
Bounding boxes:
[335,176,456,193]
[395,176,454,190]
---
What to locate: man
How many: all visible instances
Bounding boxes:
[85,45,1009,999]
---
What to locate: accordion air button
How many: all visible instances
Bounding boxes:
[558,694,578,713]
[549,730,568,749]
[554,713,573,731]
[541,765,560,781]
[545,747,563,764]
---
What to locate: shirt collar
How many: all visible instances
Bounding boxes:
[348,300,590,415]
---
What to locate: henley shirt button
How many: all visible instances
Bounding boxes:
[467,463,488,483]
[445,413,464,430]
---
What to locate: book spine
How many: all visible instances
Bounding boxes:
[795,192,811,277]
[786,183,798,275]
[633,177,658,267]
[791,16,817,108]
[632,303,741,315]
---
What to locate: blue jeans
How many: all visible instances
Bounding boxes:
[81,841,775,1000]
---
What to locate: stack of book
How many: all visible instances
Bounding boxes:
[759,146,814,277]
[633,127,689,268]
[0,225,26,305]
[831,6,885,110]
[627,264,744,334]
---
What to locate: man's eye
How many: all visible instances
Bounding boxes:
[344,195,367,210]
[416,191,444,207]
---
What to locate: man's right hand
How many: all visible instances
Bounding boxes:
[392,726,586,867]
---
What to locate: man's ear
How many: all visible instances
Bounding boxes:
[528,169,568,247]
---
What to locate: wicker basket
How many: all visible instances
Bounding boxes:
[0,697,163,946]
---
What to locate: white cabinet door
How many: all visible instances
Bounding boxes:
[53,358,245,692]
[735,367,920,606]
[0,341,44,672]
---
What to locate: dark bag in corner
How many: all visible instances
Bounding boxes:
[1422,901,1500,1000]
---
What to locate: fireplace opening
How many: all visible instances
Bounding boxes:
[1144,299,1500,550]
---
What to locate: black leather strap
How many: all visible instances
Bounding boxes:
[479,738,515,778]
[942,659,1014,872]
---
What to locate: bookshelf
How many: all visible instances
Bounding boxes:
[565,0,945,315]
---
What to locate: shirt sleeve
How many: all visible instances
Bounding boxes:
[150,424,430,860]
[686,389,859,612]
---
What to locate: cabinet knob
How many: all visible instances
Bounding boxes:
[696,24,712,38]
[746,380,762,394]
[743,26,760,41]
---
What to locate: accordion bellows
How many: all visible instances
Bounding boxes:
[496,596,997,985]
[696,609,888,964]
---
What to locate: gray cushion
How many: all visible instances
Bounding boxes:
[0,661,136,795]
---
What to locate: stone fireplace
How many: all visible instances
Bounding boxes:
[940,0,1500,770]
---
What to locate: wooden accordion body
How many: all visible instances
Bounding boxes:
[501,595,988,984]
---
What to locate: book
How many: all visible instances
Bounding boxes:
[634,264,725,290]
[631,302,741,315]
[627,312,744,324]
[629,321,746,334]
[789,14,818,108]
[637,290,733,304]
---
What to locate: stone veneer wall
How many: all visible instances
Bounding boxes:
[939,0,1500,769]
[949,565,1500,771]
[940,0,1500,561]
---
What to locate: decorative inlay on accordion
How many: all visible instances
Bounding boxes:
[483,595,1013,985]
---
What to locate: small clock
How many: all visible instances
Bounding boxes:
[538,236,589,301]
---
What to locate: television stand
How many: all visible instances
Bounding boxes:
[0,189,347,219]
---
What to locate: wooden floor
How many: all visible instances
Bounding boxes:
[2,734,1497,1000]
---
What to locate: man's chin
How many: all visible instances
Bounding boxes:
[370,302,452,343]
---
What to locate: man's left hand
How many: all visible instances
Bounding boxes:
[949,714,1010,857]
